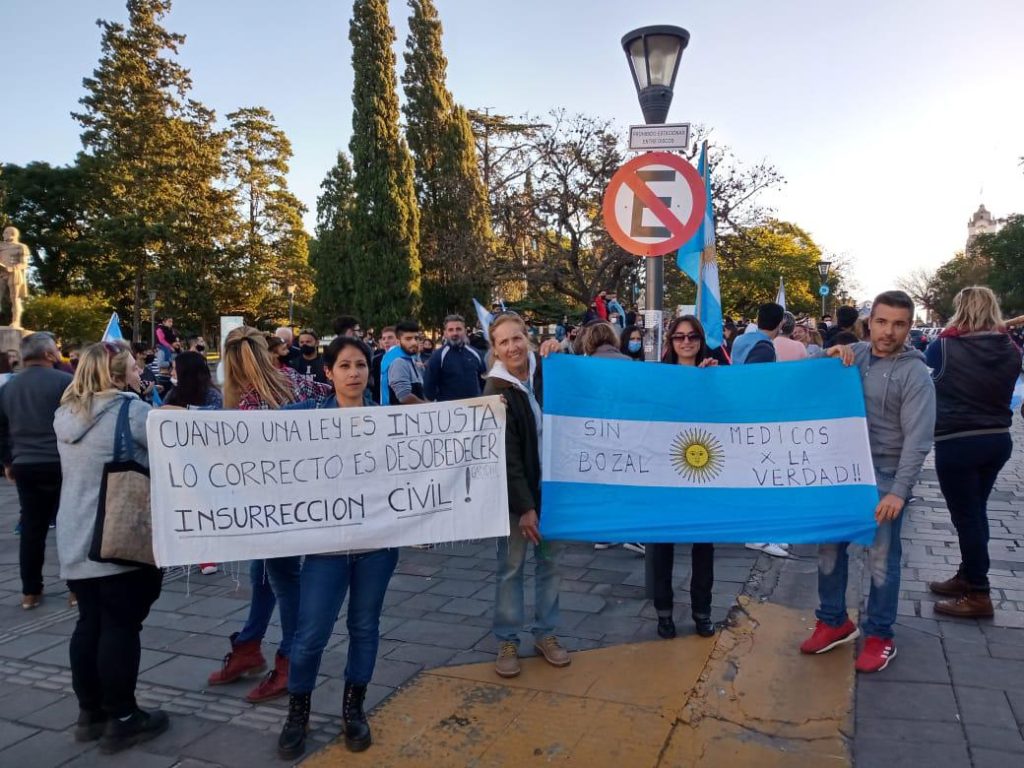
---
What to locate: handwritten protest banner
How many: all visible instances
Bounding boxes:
[147,397,509,566]
[540,356,879,544]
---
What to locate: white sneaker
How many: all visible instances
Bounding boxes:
[745,543,790,558]
[199,564,219,575]
[623,543,646,556]
[593,543,613,550]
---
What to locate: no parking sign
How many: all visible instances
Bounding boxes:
[602,151,706,257]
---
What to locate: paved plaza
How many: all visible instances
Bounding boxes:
[0,420,1022,766]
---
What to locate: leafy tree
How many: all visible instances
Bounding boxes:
[711,220,828,318]
[222,106,310,326]
[402,0,493,327]
[22,294,112,344]
[348,0,420,326]
[310,151,357,326]
[72,0,236,339]
[0,162,96,293]
[974,215,1024,314]
[899,251,991,323]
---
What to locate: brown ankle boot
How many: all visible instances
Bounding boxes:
[246,652,289,703]
[928,573,969,597]
[933,591,994,618]
[207,632,267,686]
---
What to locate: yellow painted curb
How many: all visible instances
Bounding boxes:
[304,599,855,767]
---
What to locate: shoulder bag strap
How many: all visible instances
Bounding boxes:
[112,397,135,463]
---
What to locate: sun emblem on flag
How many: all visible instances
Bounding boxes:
[670,429,725,483]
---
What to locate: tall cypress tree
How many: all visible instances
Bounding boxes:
[310,151,357,327]
[348,0,420,325]
[402,0,493,327]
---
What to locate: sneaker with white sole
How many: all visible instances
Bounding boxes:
[623,542,646,556]
[745,543,790,558]
[199,563,218,575]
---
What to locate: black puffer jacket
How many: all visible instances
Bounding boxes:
[930,333,1022,438]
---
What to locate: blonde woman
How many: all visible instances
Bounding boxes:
[206,327,330,703]
[926,287,1022,618]
[483,312,570,678]
[53,342,167,753]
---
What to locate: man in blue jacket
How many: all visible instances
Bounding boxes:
[731,302,782,365]
[423,314,486,402]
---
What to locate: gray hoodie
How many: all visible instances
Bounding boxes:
[850,341,935,499]
[54,392,150,581]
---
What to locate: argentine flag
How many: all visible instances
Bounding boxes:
[676,142,724,349]
[101,312,123,342]
[540,355,878,544]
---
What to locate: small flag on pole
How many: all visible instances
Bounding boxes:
[775,277,786,310]
[101,312,123,342]
[472,298,494,342]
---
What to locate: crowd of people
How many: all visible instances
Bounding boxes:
[0,283,1020,759]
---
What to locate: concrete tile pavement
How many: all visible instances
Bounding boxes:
[0,478,759,766]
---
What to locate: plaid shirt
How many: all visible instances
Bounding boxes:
[237,366,331,411]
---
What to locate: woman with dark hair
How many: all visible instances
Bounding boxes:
[620,325,644,361]
[275,337,396,759]
[651,315,720,639]
[164,351,222,408]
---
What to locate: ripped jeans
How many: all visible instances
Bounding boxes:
[816,480,905,639]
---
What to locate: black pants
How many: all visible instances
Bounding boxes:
[651,543,714,617]
[14,462,62,596]
[68,568,163,718]
[935,433,1013,592]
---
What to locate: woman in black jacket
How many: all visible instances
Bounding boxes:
[650,315,721,639]
[482,312,570,680]
[926,287,1022,618]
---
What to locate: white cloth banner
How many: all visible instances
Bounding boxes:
[543,415,875,489]
[147,397,510,566]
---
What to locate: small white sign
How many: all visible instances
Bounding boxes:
[628,123,691,151]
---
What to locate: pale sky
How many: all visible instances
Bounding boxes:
[4,0,1023,302]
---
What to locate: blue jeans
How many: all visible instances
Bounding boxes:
[493,516,563,644]
[816,480,904,639]
[236,557,302,657]
[288,549,398,694]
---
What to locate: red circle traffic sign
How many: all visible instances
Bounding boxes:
[602,151,706,257]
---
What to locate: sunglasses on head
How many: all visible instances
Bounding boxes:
[670,332,702,343]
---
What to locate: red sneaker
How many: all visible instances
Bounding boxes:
[800,619,860,654]
[855,636,897,673]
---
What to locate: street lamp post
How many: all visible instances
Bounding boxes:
[622,25,689,595]
[287,284,296,327]
[621,25,690,361]
[148,290,157,349]
[817,260,832,318]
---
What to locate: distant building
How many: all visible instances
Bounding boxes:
[966,204,1004,256]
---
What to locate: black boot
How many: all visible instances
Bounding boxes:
[342,681,372,752]
[99,708,169,754]
[74,709,107,743]
[693,613,716,638]
[657,615,676,639]
[277,693,312,760]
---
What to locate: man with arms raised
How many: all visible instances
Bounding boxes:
[801,290,935,673]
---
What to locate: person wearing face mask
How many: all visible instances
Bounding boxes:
[290,329,328,384]
[620,325,645,361]
[423,314,487,402]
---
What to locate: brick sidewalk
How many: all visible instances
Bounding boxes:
[0,484,757,767]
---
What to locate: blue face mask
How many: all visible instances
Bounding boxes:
[628,340,642,353]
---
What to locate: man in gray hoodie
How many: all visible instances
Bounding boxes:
[800,290,935,673]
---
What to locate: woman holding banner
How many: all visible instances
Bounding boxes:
[484,312,571,679]
[53,342,167,753]
[650,315,721,639]
[206,328,331,704]
[275,336,398,760]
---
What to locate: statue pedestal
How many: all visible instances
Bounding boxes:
[0,327,28,364]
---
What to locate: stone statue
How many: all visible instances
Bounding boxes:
[0,226,30,329]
